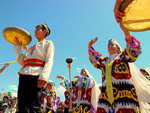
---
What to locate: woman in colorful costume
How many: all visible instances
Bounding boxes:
[57,75,77,113]
[40,80,59,113]
[57,68,99,113]
[113,0,150,112]
[88,25,143,113]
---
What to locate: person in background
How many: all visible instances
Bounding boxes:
[1,103,9,113]
[57,68,100,113]
[40,80,58,113]
[57,75,77,113]
[9,99,17,113]
[2,96,10,106]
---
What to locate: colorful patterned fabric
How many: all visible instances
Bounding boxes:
[40,86,57,112]
[88,36,141,113]
[60,75,95,113]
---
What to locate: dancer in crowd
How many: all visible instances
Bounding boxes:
[57,68,99,113]
[9,99,17,113]
[88,24,142,112]
[113,0,150,112]
[57,75,77,113]
[40,80,59,113]
[14,24,54,113]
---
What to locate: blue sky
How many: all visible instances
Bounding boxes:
[0,0,150,101]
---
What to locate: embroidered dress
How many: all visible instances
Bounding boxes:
[40,87,58,113]
[60,78,78,112]
[60,74,98,113]
[88,36,141,113]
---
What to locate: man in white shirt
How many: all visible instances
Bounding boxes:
[14,24,54,113]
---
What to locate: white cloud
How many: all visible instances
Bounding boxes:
[3,84,18,92]
[72,57,78,60]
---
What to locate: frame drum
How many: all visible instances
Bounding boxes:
[120,0,150,32]
[3,27,32,46]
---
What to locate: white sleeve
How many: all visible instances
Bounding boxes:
[14,45,22,55]
[38,41,54,82]
[14,45,25,66]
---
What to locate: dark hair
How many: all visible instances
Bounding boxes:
[36,24,51,37]
[3,96,9,100]
[10,100,16,104]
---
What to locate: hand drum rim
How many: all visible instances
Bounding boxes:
[120,0,150,32]
[3,27,32,46]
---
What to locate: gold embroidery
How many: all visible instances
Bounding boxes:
[126,47,137,61]
[114,62,128,74]
[73,105,90,113]
[100,88,138,102]
[105,59,114,104]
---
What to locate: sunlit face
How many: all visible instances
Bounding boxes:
[3,97,8,103]
[34,27,47,40]
[108,42,119,55]
[81,69,87,77]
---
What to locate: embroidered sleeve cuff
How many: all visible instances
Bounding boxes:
[88,47,102,56]
[125,36,140,48]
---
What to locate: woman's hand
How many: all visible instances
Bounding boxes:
[74,75,80,79]
[88,37,98,48]
[56,75,64,79]
[114,0,125,23]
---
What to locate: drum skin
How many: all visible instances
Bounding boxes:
[3,27,32,46]
[120,0,150,32]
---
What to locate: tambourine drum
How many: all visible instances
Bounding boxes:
[3,27,32,46]
[120,0,150,32]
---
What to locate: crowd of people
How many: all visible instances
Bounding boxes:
[0,81,65,113]
[1,0,150,113]
[0,66,149,113]
[0,95,17,113]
